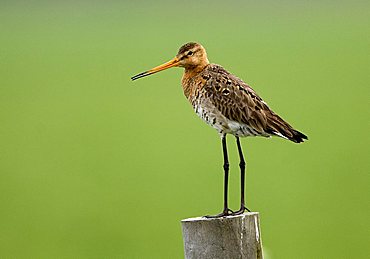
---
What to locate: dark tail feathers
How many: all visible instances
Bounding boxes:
[290,129,308,143]
[266,113,308,143]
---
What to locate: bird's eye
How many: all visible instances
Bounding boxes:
[187,51,193,56]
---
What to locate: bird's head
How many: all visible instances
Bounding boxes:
[176,42,209,69]
[131,42,209,81]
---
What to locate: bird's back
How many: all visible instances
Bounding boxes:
[184,64,307,143]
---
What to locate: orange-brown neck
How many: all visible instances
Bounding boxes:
[181,63,208,99]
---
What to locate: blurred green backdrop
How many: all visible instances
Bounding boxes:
[1,1,369,258]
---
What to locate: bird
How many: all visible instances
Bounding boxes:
[131,42,307,217]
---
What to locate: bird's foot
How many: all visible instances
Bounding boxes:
[204,208,234,218]
[230,205,251,216]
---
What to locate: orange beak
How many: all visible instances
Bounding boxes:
[131,57,180,81]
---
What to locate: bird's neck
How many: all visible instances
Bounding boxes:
[181,64,208,99]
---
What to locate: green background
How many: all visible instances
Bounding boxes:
[1,1,369,258]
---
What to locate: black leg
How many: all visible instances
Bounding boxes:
[205,134,233,218]
[221,134,230,214]
[232,137,251,215]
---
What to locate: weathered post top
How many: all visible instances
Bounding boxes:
[181,212,263,259]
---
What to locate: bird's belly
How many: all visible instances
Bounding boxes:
[193,103,261,137]
[194,104,224,132]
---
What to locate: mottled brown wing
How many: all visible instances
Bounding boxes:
[201,64,270,134]
[201,64,302,140]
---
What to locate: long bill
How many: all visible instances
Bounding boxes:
[131,57,180,81]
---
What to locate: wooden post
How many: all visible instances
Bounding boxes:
[181,212,263,259]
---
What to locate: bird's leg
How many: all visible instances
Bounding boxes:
[205,134,233,218]
[231,137,251,215]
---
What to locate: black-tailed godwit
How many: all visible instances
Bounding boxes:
[132,42,307,217]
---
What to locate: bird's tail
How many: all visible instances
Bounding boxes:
[289,129,308,143]
[266,113,308,143]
